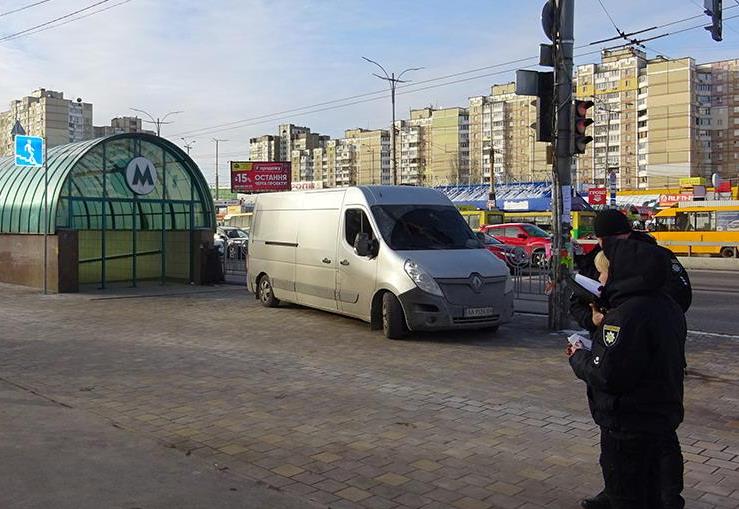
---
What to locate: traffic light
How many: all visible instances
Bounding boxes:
[571,100,594,155]
[704,0,722,42]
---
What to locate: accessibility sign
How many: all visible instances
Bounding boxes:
[14,135,45,167]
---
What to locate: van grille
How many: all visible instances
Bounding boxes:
[452,315,501,325]
[436,276,506,307]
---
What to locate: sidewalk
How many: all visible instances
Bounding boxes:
[0,379,316,509]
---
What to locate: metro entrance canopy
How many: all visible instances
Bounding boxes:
[0,133,216,291]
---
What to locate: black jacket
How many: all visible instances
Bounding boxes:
[570,231,692,333]
[569,238,686,434]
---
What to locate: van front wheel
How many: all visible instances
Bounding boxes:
[258,275,280,308]
[382,292,408,340]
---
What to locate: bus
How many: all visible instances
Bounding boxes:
[652,202,739,258]
[458,209,504,230]
[223,212,253,230]
[502,210,596,240]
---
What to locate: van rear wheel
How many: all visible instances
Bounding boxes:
[382,292,408,340]
[258,275,280,308]
[720,247,736,258]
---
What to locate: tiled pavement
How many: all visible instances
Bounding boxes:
[1,283,738,509]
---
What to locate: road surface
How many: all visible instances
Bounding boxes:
[685,269,739,336]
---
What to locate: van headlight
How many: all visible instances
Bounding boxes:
[504,275,514,294]
[404,260,443,297]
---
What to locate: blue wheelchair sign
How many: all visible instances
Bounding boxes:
[15,135,45,167]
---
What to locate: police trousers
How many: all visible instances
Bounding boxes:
[599,427,684,509]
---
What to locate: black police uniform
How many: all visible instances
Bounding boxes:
[570,239,687,509]
[570,231,692,335]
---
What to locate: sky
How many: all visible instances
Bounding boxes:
[2,0,739,184]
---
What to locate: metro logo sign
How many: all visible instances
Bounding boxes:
[588,187,607,205]
[230,161,291,193]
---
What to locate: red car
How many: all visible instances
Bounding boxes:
[481,223,553,266]
[474,231,527,270]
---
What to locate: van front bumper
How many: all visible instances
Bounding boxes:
[397,286,514,332]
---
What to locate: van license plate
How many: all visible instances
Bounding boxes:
[464,307,494,318]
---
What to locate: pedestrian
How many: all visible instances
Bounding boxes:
[570,208,692,335]
[566,238,687,509]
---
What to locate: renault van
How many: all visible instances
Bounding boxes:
[247,186,514,339]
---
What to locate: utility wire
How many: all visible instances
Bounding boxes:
[0,0,113,42]
[183,9,734,140]
[1,0,132,42]
[596,0,621,32]
[0,0,53,17]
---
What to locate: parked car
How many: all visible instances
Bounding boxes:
[216,226,249,258]
[481,223,552,267]
[247,186,514,339]
[474,231,527,271]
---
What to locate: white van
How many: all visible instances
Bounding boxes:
[247,186,514,339]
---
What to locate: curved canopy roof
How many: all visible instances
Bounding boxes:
[0,133,214,234]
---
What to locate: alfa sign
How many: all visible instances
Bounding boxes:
[588,187,607,205]
[231,161,291,193]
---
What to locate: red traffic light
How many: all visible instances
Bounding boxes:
[571,99,595,155]
[575,100,595,117]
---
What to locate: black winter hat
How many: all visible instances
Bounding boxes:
[594,209,632,237]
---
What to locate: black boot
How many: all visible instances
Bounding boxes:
[580,491,610,509]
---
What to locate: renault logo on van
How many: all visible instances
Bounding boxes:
[125,157,157,195]
[470,274,484,293]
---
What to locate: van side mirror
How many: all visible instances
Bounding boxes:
[354,232,372,257]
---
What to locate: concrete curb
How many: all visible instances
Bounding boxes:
[677,257,739,271]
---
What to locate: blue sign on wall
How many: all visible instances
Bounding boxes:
[14,135,45,167]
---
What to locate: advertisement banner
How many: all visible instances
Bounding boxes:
[717,211,739,231]
[231,161,291,193]
[291,180,323,191]
[679,177,706,187]
[588,187,607,205]
[658,193,692,207]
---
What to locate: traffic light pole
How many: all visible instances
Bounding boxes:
[549,0,575,330]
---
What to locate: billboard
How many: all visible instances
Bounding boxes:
[231,161,291,193]
[588,187,607,205]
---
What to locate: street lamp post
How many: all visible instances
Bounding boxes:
[362,57,423,185]
[180,137,196,155]
[129,108,183,137]
[212,138,228,200]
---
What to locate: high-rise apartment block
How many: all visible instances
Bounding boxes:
[469,84,550,185]
[248,134,279,161]
[574,47,739,188]
[244,47,739,191]
[0,89,93,156]
[396,107,469,186]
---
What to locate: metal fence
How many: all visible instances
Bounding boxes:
[510,250,550,314]
[222,244,247,278]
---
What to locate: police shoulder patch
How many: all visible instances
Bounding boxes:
[603,324,621,347]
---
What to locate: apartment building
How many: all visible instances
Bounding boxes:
[344,128,391,185]
[0,89,93,156]
[93,116,153,137]
[575,46,644,189]
[692,58,739,184]
[396,107,469,185]
[396,108,433,185]
[469,84,549,185]
[248,134,279,161]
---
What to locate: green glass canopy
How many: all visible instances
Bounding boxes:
[0,133,214,234]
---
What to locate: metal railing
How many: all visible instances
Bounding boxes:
[222,244,247,277]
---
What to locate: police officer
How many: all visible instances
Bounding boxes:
[567,238,686,509]
[571,209,692,336]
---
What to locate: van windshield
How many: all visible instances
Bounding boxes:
[371,205,482,251]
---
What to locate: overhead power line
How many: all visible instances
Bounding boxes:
[1,0,132,42]
[596,0,621,32]
[179,9,737,141]
[0,0,115,42]
[0,0,53,17]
